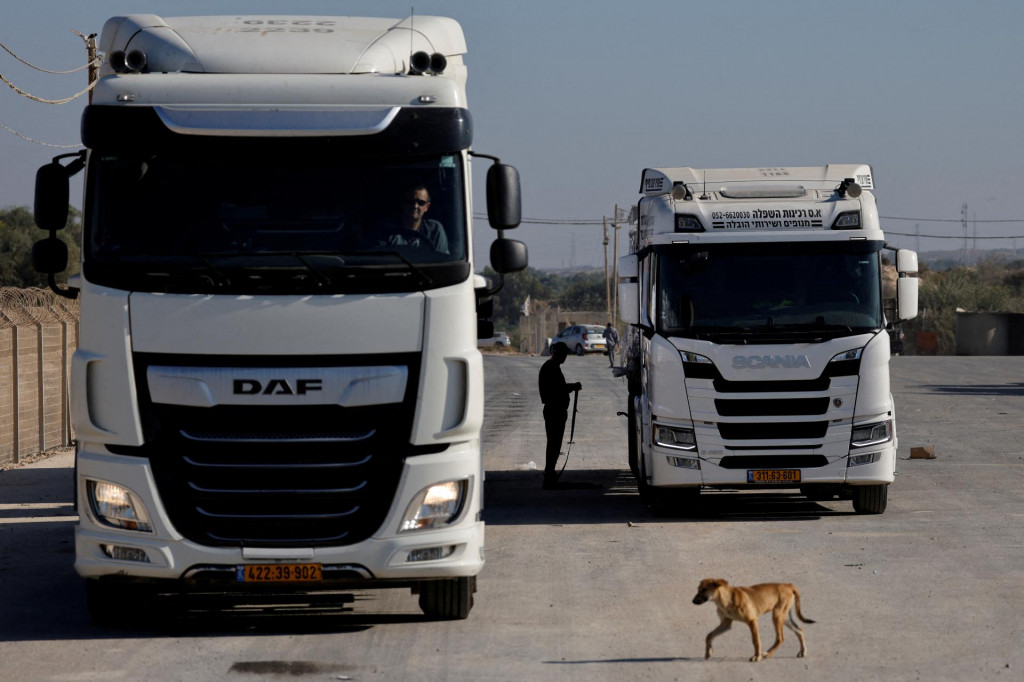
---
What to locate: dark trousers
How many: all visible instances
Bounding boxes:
[543,405,568,478]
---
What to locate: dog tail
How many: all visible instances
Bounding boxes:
[793,588,815,624]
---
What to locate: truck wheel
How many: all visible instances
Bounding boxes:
[85,580,154,627]
[649,487,700,518]
[627,398,639,478]
[852,484,888,514]
[418,576,475,620]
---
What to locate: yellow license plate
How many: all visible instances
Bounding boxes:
[747,469,801,484]
[237,563,322,583]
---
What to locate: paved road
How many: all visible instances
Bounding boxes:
[0,355,1021,681]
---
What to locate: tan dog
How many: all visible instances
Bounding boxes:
[692,578,815,662]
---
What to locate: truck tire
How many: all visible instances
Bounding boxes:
[85,580,154,627]
[627,398,639,478]
[648,487,700,518]
[852,484,888,514]
[635,445,701,517]
[418,576,475,620]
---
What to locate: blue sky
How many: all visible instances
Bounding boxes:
[2,0,1023,268]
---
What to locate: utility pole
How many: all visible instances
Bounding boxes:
[612,204,620,324]
[74,30,99,104]
[603,216,610,320]
[961,203,968,267]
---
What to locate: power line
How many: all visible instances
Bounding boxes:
[476,213,1024,236]
[0,71,97,104]
[0,30,95,147]
[880,215,1024,224]
[884,231,1024,240]
[0,119,81,148]
[0,35,99,74]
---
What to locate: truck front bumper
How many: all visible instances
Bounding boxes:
[648,442,896,488]
[74,443,485,585]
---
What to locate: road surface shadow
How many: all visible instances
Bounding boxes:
[918,382,1024,397]
[484,469,853,525]
[0,582,446,641]
[546,656,701,665]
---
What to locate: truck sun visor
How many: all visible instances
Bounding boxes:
[154,106,401,137]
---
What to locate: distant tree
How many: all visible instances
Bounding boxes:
[0,205,81,287]
[560,270,607,313]
[480,266,556,331]
[479,265,612,344]
[905,260,1024,354]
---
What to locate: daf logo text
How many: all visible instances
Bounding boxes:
[233,378,323,395]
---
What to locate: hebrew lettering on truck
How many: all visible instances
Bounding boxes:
[617,165,918,516]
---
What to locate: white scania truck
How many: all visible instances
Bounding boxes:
[31,14,527,623]
[617,166,918,515]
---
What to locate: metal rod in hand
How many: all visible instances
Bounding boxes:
[559,388,580,477]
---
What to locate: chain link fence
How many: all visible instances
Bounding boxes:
[0,287,78,466]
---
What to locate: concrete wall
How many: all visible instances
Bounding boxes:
[955,311,1024,356]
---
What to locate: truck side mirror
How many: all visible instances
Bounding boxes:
[490,238,527,274]
[477,320,495,340]
[618,282,639,324]
[896,277,919,321]
[895,248,919,274]
[486,163,521,229]
[31,236,69,274]
[34,162,71,231]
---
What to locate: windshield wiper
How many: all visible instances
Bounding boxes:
[196,255,233,288]
[365,250,434,288]
[288,253,333,287]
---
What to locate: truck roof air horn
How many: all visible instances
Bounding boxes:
[108,49,148,74]
[409,51,447,75]
[836,178,862,198]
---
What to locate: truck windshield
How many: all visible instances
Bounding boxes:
[655,241,883,341]
[84,151,468,294]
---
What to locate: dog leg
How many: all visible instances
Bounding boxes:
[786,611,808,658]
[747,620,763,662]
[704,618,732,660]
[761,608,787,660]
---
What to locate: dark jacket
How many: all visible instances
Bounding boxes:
[539,358,572,409]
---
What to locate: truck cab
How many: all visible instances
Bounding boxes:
[31,14,526,624]
[619,165,918,515]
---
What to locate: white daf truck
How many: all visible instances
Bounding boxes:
[618,166,918,515]
[31,14,527,623]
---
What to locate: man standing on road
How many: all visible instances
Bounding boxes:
[538,342,582,490]
[605,322,620,367]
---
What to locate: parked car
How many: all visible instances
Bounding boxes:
[553,324,607,355]
[478,331,511,349]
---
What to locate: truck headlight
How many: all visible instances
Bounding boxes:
[86,480,153,533]
[400,480,467,532]
[851,419,892,447]
[680,352,713,365]
[653,423,697,451]
[830,348,863,363]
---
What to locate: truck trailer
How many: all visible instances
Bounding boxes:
[31,14,527,623]
[618,165,918,515]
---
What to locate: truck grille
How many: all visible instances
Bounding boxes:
[128,353,422,548]
[685,357,860,453]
